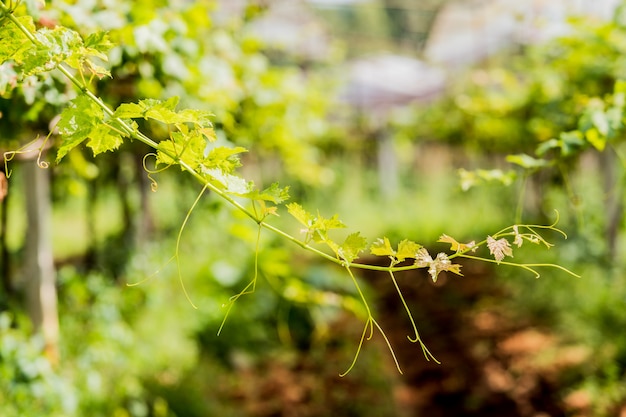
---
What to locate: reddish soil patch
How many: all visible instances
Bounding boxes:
[359,256,590,417]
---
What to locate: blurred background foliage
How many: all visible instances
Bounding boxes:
[2,0,626,416]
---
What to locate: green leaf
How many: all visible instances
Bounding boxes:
[114,97,180,123]
[339,232,367,263]
[142,96,180,123]
[506,153,550,169]
[370,237,395,258]
[371,238,422,262]
[242,183,290,204]
[204,168,252,195]
[558,131,585,156]
[22,26,84,75]
[287,203,314,228]
[203,146,247,173]
[396,239,421,262]
[312,213,346,235]
[614,79,626,95]
[114,99,214,137]
[86,124,124,156]
[83,31,114,59]
[156,131,206,169]
[585,128,606,151]
[56,95,104,162]
[287,203,345,243]
[0,16,35,64]
[458,168,516,191]
[176,108,215,130]
[591,110,610,136]
[535,138,560,156]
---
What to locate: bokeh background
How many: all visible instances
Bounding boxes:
[2,0,626,415]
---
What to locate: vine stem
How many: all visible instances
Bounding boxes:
[340,266,403,376]
[0,3,580,280]
[387,269,439,363]
[0,3,336,268]
[2,2,585,376]
[173,184,210,309]
[217,224,262,335]
[458,254,581,278]
[0,1,435,273]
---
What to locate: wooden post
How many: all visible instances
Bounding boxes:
[0,169,10,304]
[22,146,59,363]
[377,130,399,198]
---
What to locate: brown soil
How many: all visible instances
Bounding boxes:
[185,257,607,416]
[359,256,591,417]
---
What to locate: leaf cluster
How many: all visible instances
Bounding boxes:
[405,5,626,193]
[0,0,579,375]
[0,5,112,82]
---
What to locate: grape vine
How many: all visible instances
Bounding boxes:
[0,0,579,374]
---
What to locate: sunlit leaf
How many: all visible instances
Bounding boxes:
[56,95,104,162]
[591,110,609,136]
[339,232,367,263]
[83,31,114,59]
[114,97,179,123]
[287,202,313,228]
[428,253,463,283]
[243,183,290,204]
[156,132,205,169]
[486,236,513,263]
[370,237,395,258]
[535,138,560,156]
[437,234,475,253]
[585,128,606,151]
[414,247,432,268]
[312,213,345,233]
[458,168,517,191]
[203,146,247,173]
[86,124,124,156]
[204,168,252,195]
[0,16,35,64]
[558,131,585,156]
[396,239,421,262]
[506,153,550,169]
[24,26,84,75]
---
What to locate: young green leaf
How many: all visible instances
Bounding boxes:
[56,95,104,162]
[535,138,560,156]
[396,239,422,262]
[156,131,206,169]
[83,31,114,58]
[312,213,346,233]
[203,146,247,173]
[242,183,290,204]
[370,237,395,258]
[204,168,253,195]
[114,97,180,123]
[287,202,314,228]
[584,128,606,151]
[506,153,550,169]
[22,26,84,76]
[0,15,35,64]
[86,124,124,156]
[114,98,214,135]
[338,232,367,263]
